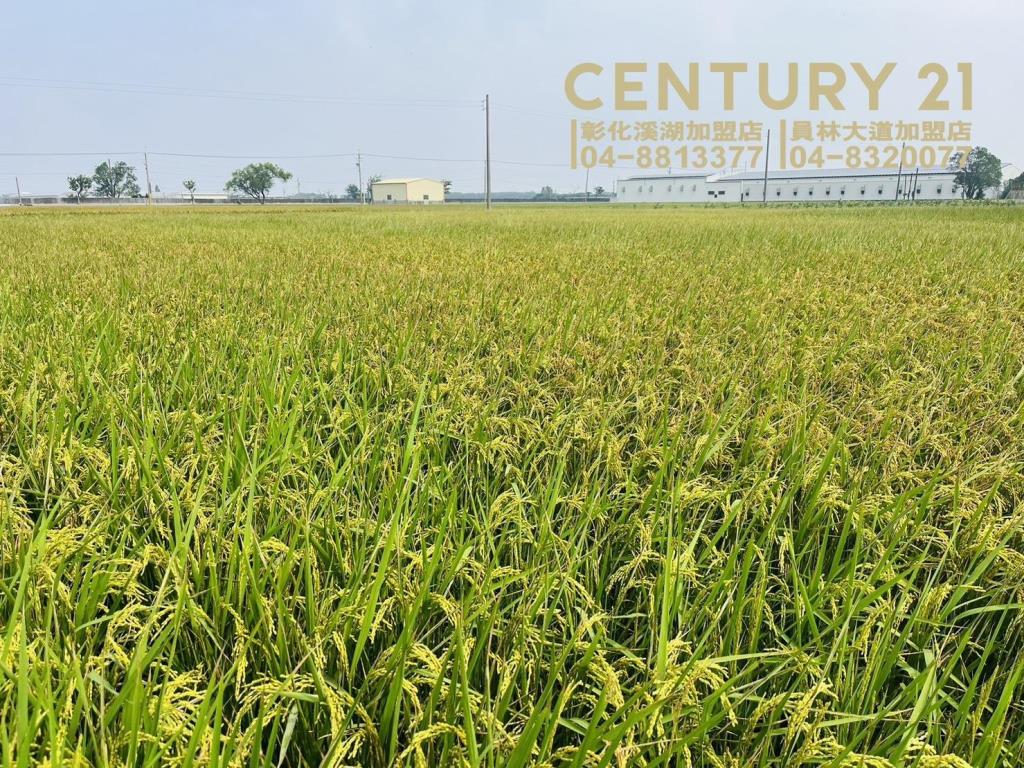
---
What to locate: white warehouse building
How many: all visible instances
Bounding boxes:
[371,177,445,204]
[615,167,963,204]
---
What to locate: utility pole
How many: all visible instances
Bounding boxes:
[894,142,905,202]
[356,152,364,204]
[585,166,590,202]
[15,176,23,205]
[144,152,153,205]
[762,128,771,205]
[484,94,491,210]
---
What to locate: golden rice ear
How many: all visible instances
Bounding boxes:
[0,205,1010,768]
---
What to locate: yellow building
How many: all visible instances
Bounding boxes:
[371,178,445,204]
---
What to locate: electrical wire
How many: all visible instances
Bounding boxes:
[0,150,572,168]
[0,76,481,109]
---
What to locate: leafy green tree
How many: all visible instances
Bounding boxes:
[593,185,605,196]
[345,184,361,201]
[93,161,141,198]
[67,175,92,202]
[224,163,292,204]
[949,147,1002,200]
[183,180,197,203]
[442,179,452,195]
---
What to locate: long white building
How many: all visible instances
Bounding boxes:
[615,167,962,204]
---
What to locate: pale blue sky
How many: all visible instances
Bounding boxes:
[3,0,1020,195]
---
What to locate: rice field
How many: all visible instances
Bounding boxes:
[1,204,1023,767]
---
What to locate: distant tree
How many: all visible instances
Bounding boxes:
[593,185,605,196]
[67,174,92,202]
[345,183,361,201]
[442,179,452,195]
[366,174,382,203]
[539,185,555,198]
[93,161,141,198]
[224,162,292,204]
[183,179,197,203]
[949,147,1002,200]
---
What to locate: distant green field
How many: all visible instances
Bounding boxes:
[1,205,1022,767]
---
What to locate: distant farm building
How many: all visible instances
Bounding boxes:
[615,168,963,203]
[371,178,445,204]
[179,192,230,203]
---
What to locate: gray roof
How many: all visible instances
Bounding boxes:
[619,172,710,182]
[621,167,955,184]
[719,167,954,182]
[373,177,440,185]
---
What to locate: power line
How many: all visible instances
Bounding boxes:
[0,76,589,124]
[0,151,140,157]
[0,171,80,176]
[0,78,601,179]
[0,76,481,109]
[151,151,357,160]
[494,158,564,168]
[491,104,578,121]
[0,149,571,168]
[0,91,621,195]
[361,152,476,163]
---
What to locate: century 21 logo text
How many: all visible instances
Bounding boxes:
[564,63,973,112]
